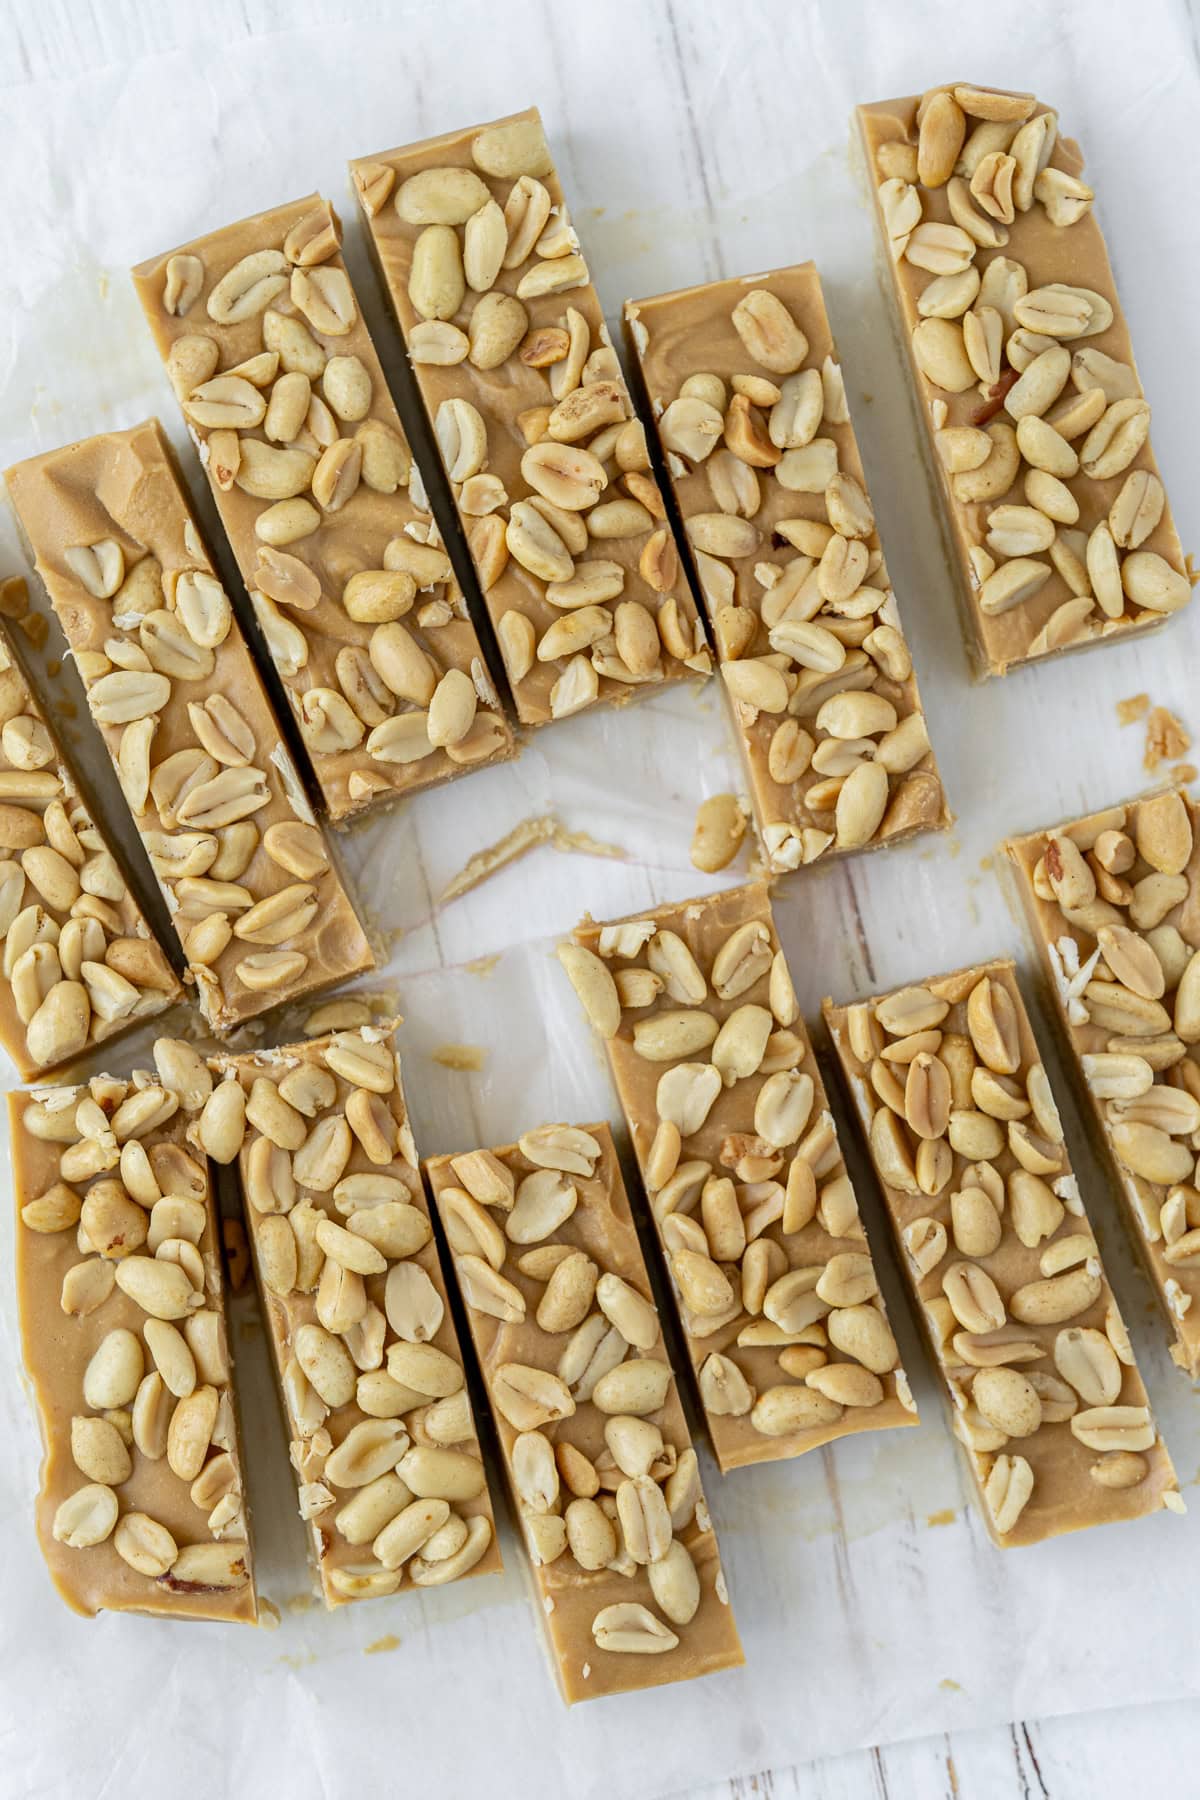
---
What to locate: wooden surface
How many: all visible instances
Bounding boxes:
[1,1,1198,1796]
[683,1700,1200,1799]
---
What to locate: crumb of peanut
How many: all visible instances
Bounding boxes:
[432,1043,487,1072]
[1116,692,1149,726]
[1144,706,1191,773]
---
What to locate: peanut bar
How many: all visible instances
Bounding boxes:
[567,881,918,1471]
[626,263,949,870]
[858,81,1191,676]
[13,1044,257,1620]
[211,1021,500,1606]
[425,1121,743,1702]
[352,107,711,724]
[6,420,375,1031]
[1005,789,1200,1375]
[0,591,180,1078]
[824,957,1181,1544]
[132,196,515,820]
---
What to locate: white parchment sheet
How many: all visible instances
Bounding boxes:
[1,1,1198,1794]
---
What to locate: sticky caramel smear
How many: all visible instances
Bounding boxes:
[432,1043,487,1072]
[465,953,501,978]
[440,814,627,905]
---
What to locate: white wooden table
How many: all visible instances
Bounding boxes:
[1,1,1197,1795]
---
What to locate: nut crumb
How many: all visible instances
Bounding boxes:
[364,1633,401,1655]
[1172,762,1197,786]
[1117,692,1150,725]
[1144,705,1191,772]
[0,575,30,618]
[431,1043,487,1072]
[465,953,501,978]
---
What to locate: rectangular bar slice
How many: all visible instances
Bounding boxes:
[566,882,917,1471]
[212,1020,500,1607]
[351,108,712,725]
[131,195,515,821]
[1005,789,1200,1376]
[425,1121,742,1702]
[823,957,1181,1545]
[7,421,375,1033]
[0,588,181,1079]
[858,81,1191,677]
[625,264,950,871]
[13,1047,257,1620]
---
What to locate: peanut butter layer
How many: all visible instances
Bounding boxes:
[213,1023,500,1608]
[13,1050,256,1621]
[131,196,515,820]
[1005,790,1200,1376]
[352,108,712,725]
[425,1122,742,1703]
[824,958,1181,1546]
[858,82,1191,677]
[0,593,180,1079]
[6,422,374,1033]
[626,265,950,872]
[567,883,917,1471]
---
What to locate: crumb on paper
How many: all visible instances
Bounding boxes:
[432,1043,487,1072]
[939,1677,963,1693]
[551,825,626,862]
[440,814,627,906]
[285,1592,316,1615]
[465,953,501,978]
[279,1650,318,1670]
[1144,705,1191,773]
[364,1634,401,1656]
[0,575,29,617]
[978,853,994,872]
[926,1508,956,1528]
[257,1598,281,1631]
[1117,692,1150,725]
[1173,763,1197,786]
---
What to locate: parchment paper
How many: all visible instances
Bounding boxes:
[1,2,1198,1795]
